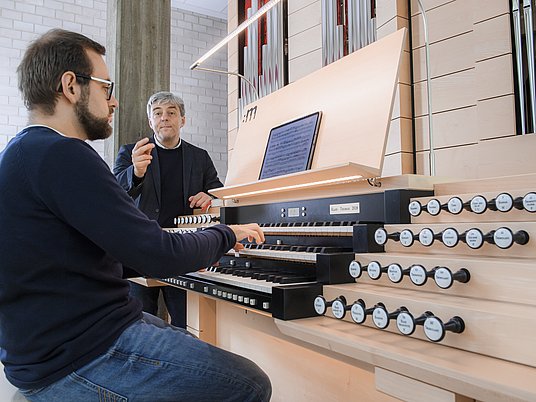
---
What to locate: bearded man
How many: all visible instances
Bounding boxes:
[0,29,271,402]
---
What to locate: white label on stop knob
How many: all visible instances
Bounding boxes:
[396,312,415,335]
[372,307,389,329]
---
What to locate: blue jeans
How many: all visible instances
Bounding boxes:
[19,313,271,402]
[129,282,187,328]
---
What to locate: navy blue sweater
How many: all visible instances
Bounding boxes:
[0,126,235,389]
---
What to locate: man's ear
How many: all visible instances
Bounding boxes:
[59,72,79,103]
[181,115,186,128]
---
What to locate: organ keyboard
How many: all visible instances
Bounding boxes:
[162,189,431,320]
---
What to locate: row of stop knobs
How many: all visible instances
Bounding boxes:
[409,192,536,216]
[314,295,464,343]
[375,226,529,249]
[348,260,470,289]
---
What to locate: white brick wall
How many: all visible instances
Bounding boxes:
[0,0,107,155]
[170,8,228,182]
[0,2,228,181]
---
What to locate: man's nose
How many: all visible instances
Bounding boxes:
[109,95,119,108]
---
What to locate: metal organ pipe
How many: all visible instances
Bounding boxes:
[523,0,536,132]
[321,0,377,67]
[239,0,285,124]
[512,0,527,134]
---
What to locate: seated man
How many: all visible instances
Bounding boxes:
[0,28,271,402]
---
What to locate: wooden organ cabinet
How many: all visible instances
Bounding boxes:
[169,173,536,402]
[164,14,536,398]
[303,173,536,401]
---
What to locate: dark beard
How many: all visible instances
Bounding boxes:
[75,87,112,141]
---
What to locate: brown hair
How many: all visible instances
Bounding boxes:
[17,29,106,115]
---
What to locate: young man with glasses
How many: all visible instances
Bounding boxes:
[114,91,223,329]
[0,29,271,401]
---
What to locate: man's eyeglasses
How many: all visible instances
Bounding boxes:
[75,73,114,100]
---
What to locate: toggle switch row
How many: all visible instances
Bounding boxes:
[314,295,465,343]
[165,227,198,234]
[348,260,470,289]
[374,226,529,249]
[174,214,219,226]
[409,192,536,217]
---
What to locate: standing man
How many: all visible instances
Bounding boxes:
[114,92,222,329]
[0,29,271,401]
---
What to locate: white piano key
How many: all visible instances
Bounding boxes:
[233,248,317,262]
[187,270,315,294]
[188,271,275,293]
[260,226,353,236]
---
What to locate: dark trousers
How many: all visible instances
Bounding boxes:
[129,282,187,329]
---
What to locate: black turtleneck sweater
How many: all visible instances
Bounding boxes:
[156,145,184,227]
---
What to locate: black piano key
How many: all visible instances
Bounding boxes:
[279,276,315,284]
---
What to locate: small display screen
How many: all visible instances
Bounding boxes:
[259,112,322,180]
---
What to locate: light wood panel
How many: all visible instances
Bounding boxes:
[412,31,474,82]
[215,301,398,402]
[409,0,455,16]
[276,315,536,402]
[473,13,511,62]
[475,54,514,101]
[377,0,409,29]
[128,277,166,287]
[411,1,472,48]
[477,95,516,140]
[386,117,413,154]
[414,106,478,151]
[470,0,510,24]
[287,1,320,38]
[382,152,415,176]
[288,48,322,83]
[186,292,216,344]
[472,135,536,178]
[288,0,318,14]
[376,368,474,402]
[434,173,536,196]
[287,25,322,60]
[410,0,518,181]
[377,16,410,53]
[391,83,413,120]
[413,69,476,117]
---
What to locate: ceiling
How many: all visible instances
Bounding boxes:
[171,0,228,20]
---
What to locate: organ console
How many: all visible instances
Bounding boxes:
[143,24,536,400]
[161,189,431,320]
[157,176,536,401]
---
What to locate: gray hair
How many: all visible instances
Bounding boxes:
[146,91,185,117]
